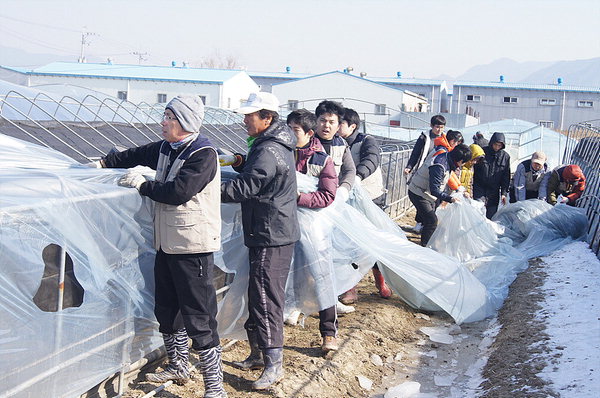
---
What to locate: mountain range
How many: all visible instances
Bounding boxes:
[442,57,600,87]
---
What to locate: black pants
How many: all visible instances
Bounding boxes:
[319,305,338,337]
[485,194,500,219]
[245,243,295,349]
[154,249,220,350]
[408,191,437,246]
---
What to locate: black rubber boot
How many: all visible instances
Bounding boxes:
[197,346,227,398]
[252,348,283,390]
[233,329,264,370]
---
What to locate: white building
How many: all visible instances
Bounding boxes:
[0,61,259,110]
[369,73,449,114]
[271,71,428,125]
[452,78,600,131]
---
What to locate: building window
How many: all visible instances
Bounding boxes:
[157,93,167,103]
[374,104,386,115]
[117,91,128,101]
[503,96,518,104]
[466,94,481,102]
[539,98,556,106]
[288,100,299,111]
[199,96,206,105]
[539,121,554,128]
[578,100,593,108]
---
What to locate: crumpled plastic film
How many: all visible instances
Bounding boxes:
[0,134,161,398]
[428,197,588,311]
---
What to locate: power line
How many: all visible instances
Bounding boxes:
[0,13,80,33]
[0,26,79,55]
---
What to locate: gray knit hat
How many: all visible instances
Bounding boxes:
[166,96,205,133]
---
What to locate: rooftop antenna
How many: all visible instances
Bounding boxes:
[78,29,96,63]
[131,51,149,64]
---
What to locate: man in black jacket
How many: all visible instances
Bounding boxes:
[473,132,511,219]
[221,92,300,390]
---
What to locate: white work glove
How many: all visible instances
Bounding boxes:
[557,194,569,204]
[355,175,362,184]
[118,171,146,190]
[336,186,350,203]
[83,160,103,168]
[219,154,238,167]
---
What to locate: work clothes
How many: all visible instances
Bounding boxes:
[317,135,356,191]
[405,129,439,173]
[103,134,222,351]
[295,136,337,208]
[245,243,295,349]
[222,120,300,248]
[473,132,511,219]
[345,131,385,200]
[513,159,549,201]
[547,164,586,206]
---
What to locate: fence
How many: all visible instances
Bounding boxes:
[564,121,600,257]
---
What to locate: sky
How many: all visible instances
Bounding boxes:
[1,0,599,78]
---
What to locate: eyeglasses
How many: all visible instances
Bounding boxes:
[162,114,178,121]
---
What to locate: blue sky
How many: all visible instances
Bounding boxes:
[1,0,599,78]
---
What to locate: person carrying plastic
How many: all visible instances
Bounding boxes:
[313,100,356,201]
[89,96,226,397]
[472,132,511,219]
[460,144,484,196]
[403,114,446,232]
[312,100,358,306]
[408,144,472,246]
[285,108,342,352]
[546,164,586,206]
[337,107,392,300]
[512,151,550,202]
[220,92,300,390]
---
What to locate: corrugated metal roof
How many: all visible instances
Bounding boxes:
[8,62,245,84]
[453,80,600,93]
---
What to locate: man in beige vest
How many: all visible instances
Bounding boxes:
[91,96,226,397]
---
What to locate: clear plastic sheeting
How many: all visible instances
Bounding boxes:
[428,197,588,312]
[215,173,494,337]
[0,133,161,398]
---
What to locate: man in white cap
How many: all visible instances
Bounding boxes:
[512,151,550,201]
[220,92,300,390]
[91,96,226,397]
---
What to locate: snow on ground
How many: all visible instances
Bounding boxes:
[535,241,600,397]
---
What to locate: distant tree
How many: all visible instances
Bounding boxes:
[195,50,239,69]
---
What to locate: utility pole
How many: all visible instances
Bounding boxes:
[78,31,96,63]
[131,51,149,64]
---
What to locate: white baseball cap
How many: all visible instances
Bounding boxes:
[235,92,280,114]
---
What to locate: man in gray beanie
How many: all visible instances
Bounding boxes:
[90,95,227,397]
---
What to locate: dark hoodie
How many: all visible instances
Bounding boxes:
[473,132,511,200]
[221,119,300,247]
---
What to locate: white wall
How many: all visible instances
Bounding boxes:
[221,72,260,109]
[24,74,225,107]
[272,73,407,116]
[453,85,600,130]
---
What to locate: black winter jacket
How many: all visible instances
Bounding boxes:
[221,120,300,248]
[473,132,511,200]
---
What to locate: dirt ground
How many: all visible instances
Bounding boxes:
[122,210,553,398]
